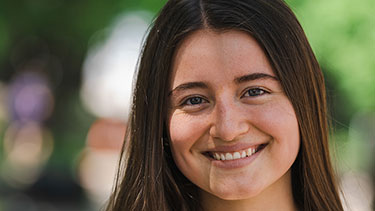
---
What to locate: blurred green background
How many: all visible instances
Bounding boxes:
[0,0,373,210]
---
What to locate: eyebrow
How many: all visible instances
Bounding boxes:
[169,73,278,96]
[169,82,208,96]
[234,73,278,84]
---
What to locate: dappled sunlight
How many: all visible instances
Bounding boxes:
[80,12,151,121]
[77,118,126,205]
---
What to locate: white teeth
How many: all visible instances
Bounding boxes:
[210,145,262,161]
[214,153,220,160]
[233,152,241,159]
[247,148,252,156]
[220,154,226,161]
[225,153,233,160]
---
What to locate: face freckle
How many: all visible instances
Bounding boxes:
[167,29,300,202]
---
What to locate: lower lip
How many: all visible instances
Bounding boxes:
[206,147,265,169]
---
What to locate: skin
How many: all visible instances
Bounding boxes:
[167,29,300,211]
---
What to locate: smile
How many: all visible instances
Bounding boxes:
[206,144,267,161]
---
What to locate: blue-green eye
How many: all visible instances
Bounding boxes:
[244,88,268,97]
[181,96,207,106]
[183,96,205,105]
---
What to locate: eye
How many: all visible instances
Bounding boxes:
[182,96,207,106]
[243,87,268,97]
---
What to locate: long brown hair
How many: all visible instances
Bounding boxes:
[106,0,343,210]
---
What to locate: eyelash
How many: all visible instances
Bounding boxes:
[242,87,269,98]
[181,96,208,106]
[180,87,269,107]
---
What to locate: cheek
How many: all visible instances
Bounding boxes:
[167,112,211,186]
[256,99,299,138]
[168,112,209,158]
[251,100,300,157]
[247,101,300,191]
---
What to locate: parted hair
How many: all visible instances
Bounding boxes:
[105,0,343,210]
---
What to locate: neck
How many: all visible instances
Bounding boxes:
[200,170,297,211]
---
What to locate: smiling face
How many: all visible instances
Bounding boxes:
[167,30,300,202]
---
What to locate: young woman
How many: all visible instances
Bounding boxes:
[106,0,343,210]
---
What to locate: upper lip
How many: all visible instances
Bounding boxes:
[203,142,268,153]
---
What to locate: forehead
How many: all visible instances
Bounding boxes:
[170,29,275,87]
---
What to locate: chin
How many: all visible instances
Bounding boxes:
[208,185,263,201]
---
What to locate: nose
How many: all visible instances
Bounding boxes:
[209,99,250,142]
